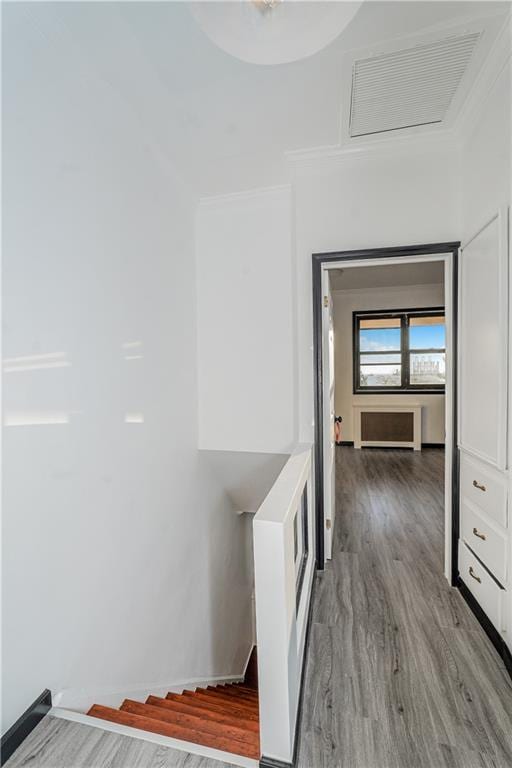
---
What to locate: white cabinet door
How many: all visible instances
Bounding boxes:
[322,269,335,560]
[459,210,509,470]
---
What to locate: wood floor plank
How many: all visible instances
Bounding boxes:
[119,700,259,748]
[87,705,259,759]
[296,447,512,768]
[166,691,259,722]
[7,446,512,768]
[4,716,235,767]
[146,695,260,732]
[208,685,258,702]
[187,688,258,711]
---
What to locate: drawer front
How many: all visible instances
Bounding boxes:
[459,540,504,631]
[461,500,507,585]
[460,452,508,529]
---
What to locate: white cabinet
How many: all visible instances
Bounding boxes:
[459,212,508,470]
[459,208,510,651]
[459,539,505,632]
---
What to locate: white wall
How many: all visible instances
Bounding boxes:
[332,284,445,444]
[293,148,460,444]
[196,186,296,453]
[460,45,511,242]
[2,7,253,733]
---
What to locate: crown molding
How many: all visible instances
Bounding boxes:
[286,10,511,169]
[198,183,290,208]
[452,11,511,146]
[286,130,458,168]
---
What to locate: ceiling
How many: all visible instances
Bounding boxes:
[4,1,510,197]
[329,261,445,291]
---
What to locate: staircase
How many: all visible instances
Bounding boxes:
[86,652,260,760]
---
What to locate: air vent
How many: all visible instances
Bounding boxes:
[349,32,480,137]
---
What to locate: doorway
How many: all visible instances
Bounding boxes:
[312,243,460,583]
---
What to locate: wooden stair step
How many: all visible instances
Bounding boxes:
[87,704,259,760]
[120,700,258,748]
[212,684,259,702]
[146,695,259,732]
[192,687,258,710]
[232,684,259,698]
[167,692,259,722]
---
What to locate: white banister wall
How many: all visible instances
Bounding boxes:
[253,444,315,764]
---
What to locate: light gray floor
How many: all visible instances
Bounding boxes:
[6,447,512,767]
[296,447,512,768]
[4,715,235,768]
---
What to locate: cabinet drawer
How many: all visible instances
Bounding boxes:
[461,500,507,585]
[459,540,505,631]
[460,452,508,529]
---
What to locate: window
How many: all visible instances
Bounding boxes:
[354,308,445,393]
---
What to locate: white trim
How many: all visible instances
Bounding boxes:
[461,212,499,251]
[444,256,454,580]
[253,443,314,764]
[455,12,512,146]
[286,11,511,168]
[287,133,457,167]
[53,671,245,713]
[49,708,258,768]
[198,184,291,207]
[352,404,422,451]
[331,281,444,297]
[322,253,449,272]
[322,252,455,582]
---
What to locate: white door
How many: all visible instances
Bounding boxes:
[460,211,509,470]
[322,269,335,560]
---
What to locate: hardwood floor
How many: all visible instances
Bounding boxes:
[297,446,512,768]
[6,447,512,767]
[3,716,236,768]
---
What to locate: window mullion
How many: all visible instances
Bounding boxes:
[402,314,409,388]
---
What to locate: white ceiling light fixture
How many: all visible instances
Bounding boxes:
[190,1,362,66]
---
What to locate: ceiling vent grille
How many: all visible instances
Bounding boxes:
[349,32,480,137]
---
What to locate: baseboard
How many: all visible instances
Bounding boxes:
[260,574,317,768]
[53,670,246,713]
[336,441,445,449]
[260,758,292,768]
[457,577,512,679]
[1,689,52,765]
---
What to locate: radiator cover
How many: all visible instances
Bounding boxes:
[353,404,422,450]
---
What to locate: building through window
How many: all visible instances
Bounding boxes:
[353,308,446,393]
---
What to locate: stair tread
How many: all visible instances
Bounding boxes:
[232,684,259,697]
[87,704,259,760]
[212,685,259,701]
[147,696,259,732]
[192,688,258,710]
[120,700,258,746]
[167,692,259,721]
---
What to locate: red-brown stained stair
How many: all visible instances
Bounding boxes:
[87,648,260,760]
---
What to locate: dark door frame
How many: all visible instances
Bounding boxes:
[312,242,460,575]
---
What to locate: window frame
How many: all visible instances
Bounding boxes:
[353,306,446,395]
